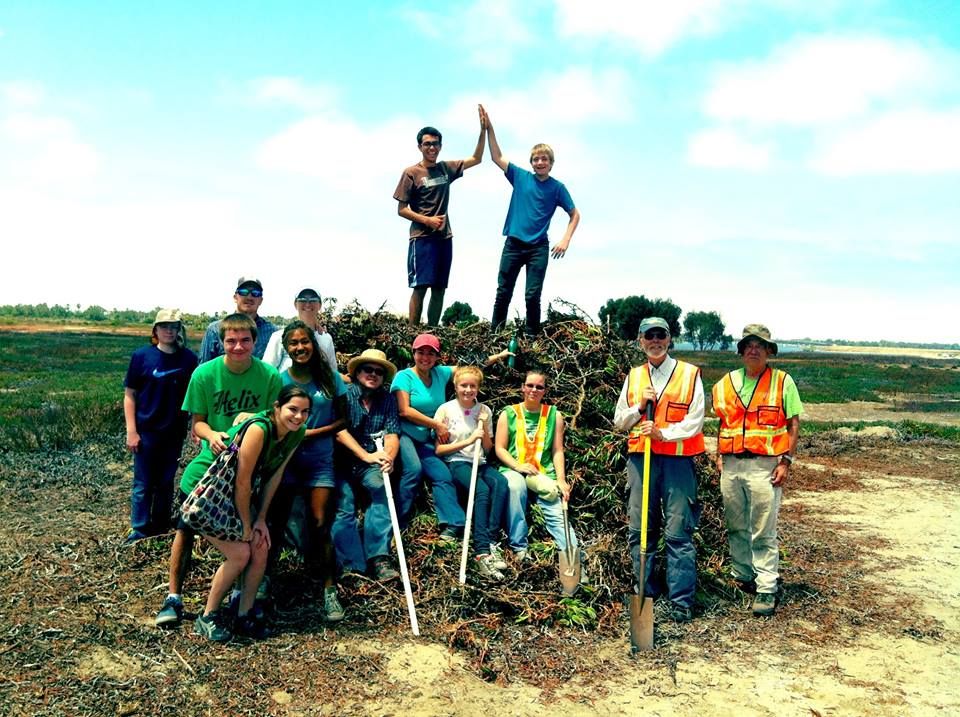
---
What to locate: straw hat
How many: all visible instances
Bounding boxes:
[347,348,397,382]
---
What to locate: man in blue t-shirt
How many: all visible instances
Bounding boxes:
[482,105,581,335]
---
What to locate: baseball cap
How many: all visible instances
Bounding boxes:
[236,277,263,291]
[295,288,321,302]
[153,308,182,326]
[638,316,670,336]
[412,333,441,352]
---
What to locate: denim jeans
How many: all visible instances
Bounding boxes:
[331,463,392,571]
[626,453,699,609]
[449,461,508,553]
[500,469,579,552]
[130,430,184,537]
[490,237,550,334]
[397,435,465,530]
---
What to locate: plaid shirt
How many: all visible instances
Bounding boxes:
[343,382,400,454]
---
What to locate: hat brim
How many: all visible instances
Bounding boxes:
[737,335,778,356]
[347,356,397,382]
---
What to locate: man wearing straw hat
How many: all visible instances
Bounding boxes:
[613,316,705,623]
[332,349,402,581]
[712,324,803,617]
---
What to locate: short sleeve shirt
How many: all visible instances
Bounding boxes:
[394,160,465,239]
[280,369,347,464]
[181,357,282,442]
[502,162,575,244]
[342,384,401,454]
[124,345,198,433]
[199,315,278,363]
[391,365,454,443]
[434,399,494,463]
[263,328,339,376]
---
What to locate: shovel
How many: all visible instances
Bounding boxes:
[459,418,484,584]
[629,401,655,652]
[372,432,420,636]
[558,497,581,596]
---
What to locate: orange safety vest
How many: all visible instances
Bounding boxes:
[626,360,705,456]
[511,403,552,471]
[712,367,790,456]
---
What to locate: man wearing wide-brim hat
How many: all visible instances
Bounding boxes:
[712,324,804,617]
[613,316,706,623]
[332,349,403,581]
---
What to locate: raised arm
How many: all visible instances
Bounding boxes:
[462,104,486,170]
[481,105,509,172]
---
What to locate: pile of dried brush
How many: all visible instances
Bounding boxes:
[269,304,733,654]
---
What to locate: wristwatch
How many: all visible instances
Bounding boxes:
[779,454,794,465]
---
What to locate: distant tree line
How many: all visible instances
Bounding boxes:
[598,296,734,350]
[0,303,220,329]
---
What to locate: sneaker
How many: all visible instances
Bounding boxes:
[234,613,270,640]
[475,554,505,581]
[668,603,693,623]
[194,611,232,642]
[752,592,777,616]
[369,556,399,582]
[438,527,460,544]
[324,587,345,622]
[155,596,183,627]
[488,544,508,570]
[513,548,529,563]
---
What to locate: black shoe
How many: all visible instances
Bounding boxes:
[369,556,399,582]
[668,603,693,623]
[234,613,270,640]
[733,578,758,594]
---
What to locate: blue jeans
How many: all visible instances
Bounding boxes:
[397,435,464,530]
[490,237,550,334]
[130,430,184,537]
[501,470,578,552]
[626,453,699,609]
[331,463,393,571]
[449,461,508,553]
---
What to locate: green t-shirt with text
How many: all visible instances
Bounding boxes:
[181,356,282,440]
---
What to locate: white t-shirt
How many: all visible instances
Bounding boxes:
[262,328,338,376]
[434,398,494,463]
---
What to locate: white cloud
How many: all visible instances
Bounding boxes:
[2,81,44,107]
[687,128,772,170]
[405,0,533,70]
[1,111,100,182]
[704,35,947,126]
[810,108,960,175]
[251,77,338,112]
[555,0,731,56]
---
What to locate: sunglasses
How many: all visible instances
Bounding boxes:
[524,383,546,391]
[236,288,263,298]
[359,365,385,376]
[644,329,668,340]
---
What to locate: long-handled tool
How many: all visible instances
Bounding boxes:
[373,432,420,636]
[459,418,485,584]
[629,401,655,652]
[558,497,581,595]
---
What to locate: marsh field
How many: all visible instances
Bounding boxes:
[0,322,958,717]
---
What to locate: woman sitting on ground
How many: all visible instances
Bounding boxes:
[266,320,348,622]
[391,333,510,541]
[434,366,509,580]
[184,384,309,642]
[495,370,581,565]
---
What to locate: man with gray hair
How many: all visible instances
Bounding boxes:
[712,324,803,617]
[613,316,705,622]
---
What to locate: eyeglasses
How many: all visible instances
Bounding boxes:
[236,288,263,298]
[524,383,546,391]
[420,141,441,148]
[644,329,668,340]
[359,365,385,376]
[296,298,320,305]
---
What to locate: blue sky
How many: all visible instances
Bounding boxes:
[1,1,957,342]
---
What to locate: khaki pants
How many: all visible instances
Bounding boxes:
[720,455,782,594]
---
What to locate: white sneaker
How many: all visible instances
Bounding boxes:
[488,543,508,570]
[513,548,529,563]
[475,554,505,581]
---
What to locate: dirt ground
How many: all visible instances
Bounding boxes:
[2,409,958,716]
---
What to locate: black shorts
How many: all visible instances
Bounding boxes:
[408,235,452,288]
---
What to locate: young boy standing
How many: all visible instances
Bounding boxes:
[394,108,486,326]
[482,105,581,335]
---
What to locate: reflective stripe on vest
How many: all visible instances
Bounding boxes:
[512,403,552,471]
[712,367,790,456]
[626,361,705,456]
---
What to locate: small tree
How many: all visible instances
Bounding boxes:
[599,295,682,340]
[441,301,478,327]
[683,310,727,350]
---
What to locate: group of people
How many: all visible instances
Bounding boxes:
[395,105,580,334]
[124,277,588,642]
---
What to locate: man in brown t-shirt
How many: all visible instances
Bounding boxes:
[394,106,486,325]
